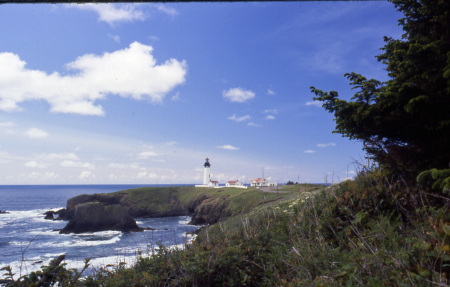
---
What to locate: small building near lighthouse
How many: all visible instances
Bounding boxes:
[250,178,277,187]
[226,180,247,189]
[195,158,220,188]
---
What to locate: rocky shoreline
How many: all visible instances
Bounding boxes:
[45,188,232,234]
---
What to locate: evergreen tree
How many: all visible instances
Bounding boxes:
[311,0,450,179]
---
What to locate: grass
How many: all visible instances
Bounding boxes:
[113,185,295,218]
[3,177,449,286]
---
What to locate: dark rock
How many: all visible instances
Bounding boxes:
[44,208,68,220]
[189,196,231,225]
[44,212,54,220]
[59,202,142,234]
[0,210,8,214]
[189,226,205,235]
[142,227,156,231]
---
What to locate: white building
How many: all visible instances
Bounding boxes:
[250,178,277,187]
[226,180,247,189]
[195,158,221,188]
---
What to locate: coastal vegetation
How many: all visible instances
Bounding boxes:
[1,0,449,286]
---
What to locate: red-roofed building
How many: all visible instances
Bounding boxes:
[250,178,277,187]
[226,180,246,188]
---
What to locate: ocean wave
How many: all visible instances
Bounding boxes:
[28,228,63,236]
[38,234,122,248]
[1,208,64,222]
[9,241,32,246]
[178,216,191,225]
[74,230,122,238]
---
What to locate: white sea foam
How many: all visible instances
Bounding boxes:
[38,235,122,248]
[74,230,122,237]
[178,216,191,225]
[2,208,63,223]
[9,241,32,246]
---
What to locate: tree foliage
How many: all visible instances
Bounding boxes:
[311,0,450,178]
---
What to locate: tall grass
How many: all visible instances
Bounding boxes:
[3,173,449,286]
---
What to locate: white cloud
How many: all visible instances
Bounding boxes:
[79,170,94,179]
[0,121,14,127]
[138,151,159,159]
[61,160,94,168]
[25,161,47,169]
[148,35,160,41]
[69,4,146,25]
[165,141,177,146]
[304,149,316,154]
[0,42,187,116]
[217,145,240,151]
[44,172,59,179]
[25,128,48,139]
[154,4,178,17]
[266,115,276,120]
[247,122,262,127]
[108,163,140,169]
[171,92,180,101]
[37,153,79,161]
[109,34,121,43]
[263,109,278,114]
[305,101,323,107]
[228,114,251,122]
[317,143,336,147]
[223,88,255,103]
[267,89,275,95]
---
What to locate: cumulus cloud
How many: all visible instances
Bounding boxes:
[109,34,121,43]
[164,141,177,146]
[108,163,140,169]
[266,115,276,120]
[37,153,79,161]
[68,4,146,25]
[79,170,94,179]
[25,128,48,139]
[61,160,94,168]
[263,109,278,114]
[304,149,316,154]
[247,122,262,127]
[317,143,336,147]
[25,161,47,169]
[305,101,323,107]
[267,89,275,95]
[138,151,159,159]
[223,88,255,103]
[0,121,14,127]
[228,114,251,122]
[217,145,240,151]
[0,42,187,116]
[154,4,178,17]
[171,93,180,101]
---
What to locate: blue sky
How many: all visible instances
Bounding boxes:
[0,2,403,184]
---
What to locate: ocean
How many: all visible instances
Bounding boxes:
[0,185,200,279]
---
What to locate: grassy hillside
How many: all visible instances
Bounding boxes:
[3,178,448,286]
[111,185,316,218]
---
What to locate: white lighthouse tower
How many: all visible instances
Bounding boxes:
[203,157,211,185]
[195,157,219,187]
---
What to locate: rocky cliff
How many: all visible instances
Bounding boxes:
[60,202,142,234]
[58,188,233,233]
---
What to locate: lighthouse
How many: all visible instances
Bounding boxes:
[195,157,219,187]
[203,157,211,185]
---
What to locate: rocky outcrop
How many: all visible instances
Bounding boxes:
[44,208,67,220]
[60,202,142,234]
[59,188,234,233]
[189,196,231,225]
